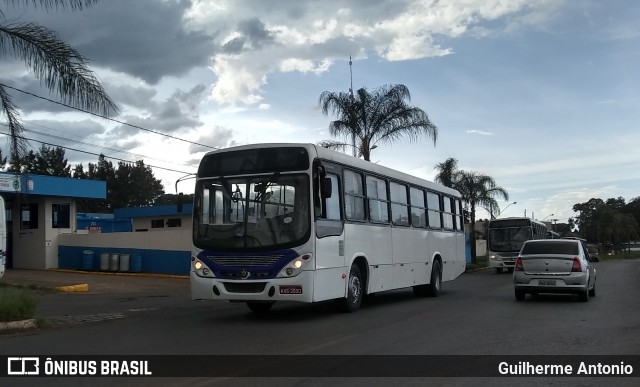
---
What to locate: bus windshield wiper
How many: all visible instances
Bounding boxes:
[218,175,234,201]
[255,172,280,202]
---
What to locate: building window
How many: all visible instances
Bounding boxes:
[167,218,182,227]
[151,219,164,228]
[21,203,38,230]
[52,203,71,228]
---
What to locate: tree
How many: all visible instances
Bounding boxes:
[5,144,71,176]
[0,0,118,167]
[24,144,71,176]
[434,157,460,189]
[0,148,6,170]
[74,155,165,212]
[318,84,437,161]
[434,158,509,264]
[455,171,509,263]
[573,198,606,241]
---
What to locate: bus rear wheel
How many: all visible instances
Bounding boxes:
[338,265,363,313]
[247,301,275,313]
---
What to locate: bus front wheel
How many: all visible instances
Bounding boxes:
[339,265,363,313]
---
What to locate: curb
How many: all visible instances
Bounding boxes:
[0,318,37,332]
[55,283,89,292]
[48,268,189,280]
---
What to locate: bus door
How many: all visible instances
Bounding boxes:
[312,162,345,301]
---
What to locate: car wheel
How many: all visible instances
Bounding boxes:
[589,282,596,297]
[579,289,589,302]
[514,289,525,301]
[247,301,275,313]
[495,268,503,274]
[339,265,363,312]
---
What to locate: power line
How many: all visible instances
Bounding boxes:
[0,82,219,150]
[0,131,195,175]
[1,121,196,170]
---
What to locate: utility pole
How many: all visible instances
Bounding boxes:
[349,56,356,157]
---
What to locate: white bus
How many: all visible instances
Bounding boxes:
[487,217,548,273]
[190,143,466,312]
[0,195,6,279]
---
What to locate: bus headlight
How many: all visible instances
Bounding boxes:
[192,257,215,278]
[277,253,312,277]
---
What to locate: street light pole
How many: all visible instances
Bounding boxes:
[494,201,517,219]
[542,213,555,221]
[349,56,356,157]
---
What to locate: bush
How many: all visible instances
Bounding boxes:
[0,287,37,322]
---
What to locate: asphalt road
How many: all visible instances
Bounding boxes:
[1,259,639,386]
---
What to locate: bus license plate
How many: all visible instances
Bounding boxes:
[539,279,556,286]
[279,285,302,295]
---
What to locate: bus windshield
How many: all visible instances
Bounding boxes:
[488,226,532,252]
[193,173,310,251]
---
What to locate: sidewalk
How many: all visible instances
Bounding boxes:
[1,269,192,331]
[1,268,188,295]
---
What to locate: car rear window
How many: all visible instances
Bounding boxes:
[521,241,579,255]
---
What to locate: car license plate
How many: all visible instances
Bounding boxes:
[279,285,302,294]
[539,279,556,286]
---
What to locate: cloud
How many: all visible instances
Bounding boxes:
[466,129,494,136]
[183,0,559,105]
[2,0,560,108]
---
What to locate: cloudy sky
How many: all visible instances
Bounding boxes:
[1,0,639,223]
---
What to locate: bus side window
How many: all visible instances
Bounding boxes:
[344,170,366,221]
[366,175,389,223]
[323,174,341,220]
[426,191,442,229]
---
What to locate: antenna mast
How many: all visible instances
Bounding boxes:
[349,56,356,157]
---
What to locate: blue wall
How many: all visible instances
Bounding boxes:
[76,217,132,233]
[59,246,190,275]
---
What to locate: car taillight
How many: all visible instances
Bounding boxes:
[514,257,523,271]
[571,257,582,272]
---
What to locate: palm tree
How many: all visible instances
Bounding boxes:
[434,157,460,188]
[455,171,509,263]
[0,0,118,166]
[318,84,437,161]
[434,158,509,264]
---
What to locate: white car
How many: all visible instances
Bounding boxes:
[513,239,596,302]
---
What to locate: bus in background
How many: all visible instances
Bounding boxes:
[487,217,548,273]
[190,143,466,313]
[0,196,6,279]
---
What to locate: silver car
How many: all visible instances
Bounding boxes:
[513,239,596,302]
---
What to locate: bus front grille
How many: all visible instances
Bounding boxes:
[209,255,283,267]
[223,282,267,294]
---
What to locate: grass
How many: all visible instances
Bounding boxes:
[466,255,488,271]
[600,250,640,260]
[0,286,37,322]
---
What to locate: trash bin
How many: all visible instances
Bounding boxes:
[100,253,110,271]
[82,250,94,271]
[119,254,130,272]
[109,253,120,271]
[130,254,142,272]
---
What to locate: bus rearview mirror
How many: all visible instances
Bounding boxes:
[321,178,332,198]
